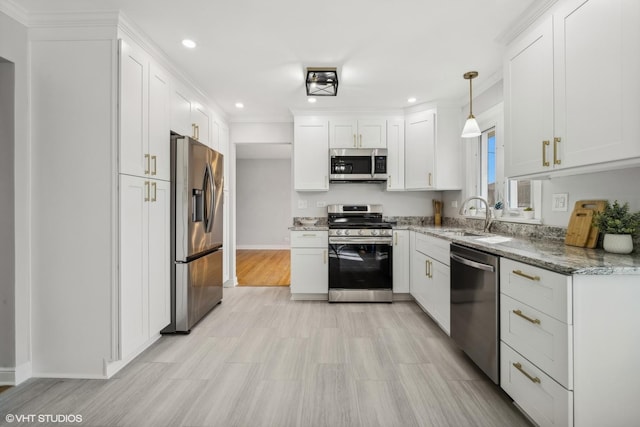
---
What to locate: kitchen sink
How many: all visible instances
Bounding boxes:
[440,230,484,237]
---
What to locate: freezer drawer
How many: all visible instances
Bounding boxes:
[175,248,223,332]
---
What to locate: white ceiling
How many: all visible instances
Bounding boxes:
[17,0,542,121]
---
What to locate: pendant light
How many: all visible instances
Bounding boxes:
[461,71,481,138]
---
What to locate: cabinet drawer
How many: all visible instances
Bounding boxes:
[290,231,327,248]
[501,342,573,427]
[501,294,573,389]
[414,233,450,265]
[501,258,572,323]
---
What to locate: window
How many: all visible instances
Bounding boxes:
[469,103,541,221]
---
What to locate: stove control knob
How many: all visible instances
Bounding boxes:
[344,230,350,236]
[371,229,379,236]
[358,230,364,236]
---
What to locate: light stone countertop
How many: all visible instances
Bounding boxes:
[289,226,329,231]
[409,226,640,275]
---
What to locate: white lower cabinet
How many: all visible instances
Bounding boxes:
[120,175,170,360]
[410,232,450,334]
[501,342,573,427]
[290,230,328,299]
[392,230,409,293]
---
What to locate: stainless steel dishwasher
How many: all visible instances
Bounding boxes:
[450,243,500,384]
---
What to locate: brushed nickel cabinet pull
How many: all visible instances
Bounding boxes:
[512,269,540,281]
[428,172,432,186]
[542,140,550,167]
[513,362,541,384]
[394,232,398,245]
[513,309,541,325]
[425,259,429,277]
[353,134,357,147]
[554,137,561,165]
[144,154,150,175]
[359,134,362,147]
[144,181,150,202]
[192,123,197,139]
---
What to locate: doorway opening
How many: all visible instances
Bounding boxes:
[235,143,292,286]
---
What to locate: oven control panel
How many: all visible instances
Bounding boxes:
[329,228,393,237]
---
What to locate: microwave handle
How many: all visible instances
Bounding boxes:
[371,152,375,178]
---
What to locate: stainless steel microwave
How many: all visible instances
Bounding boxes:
[329,149,387,182]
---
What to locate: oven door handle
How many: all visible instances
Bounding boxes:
[450,253,495,272]
[329,237,392,245]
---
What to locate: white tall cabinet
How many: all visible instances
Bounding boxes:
[294,117,329,191]
[29,21,228,379]
[505,0,640,178]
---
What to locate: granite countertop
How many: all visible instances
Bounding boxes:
[289,225,329,231]
[409,226,640,275]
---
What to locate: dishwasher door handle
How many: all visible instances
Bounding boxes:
[451,253,495,272]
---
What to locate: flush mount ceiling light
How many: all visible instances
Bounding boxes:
[407,97,417,103]
[235,102,244,109]
[461,71,481,138]
[306,67,338,96]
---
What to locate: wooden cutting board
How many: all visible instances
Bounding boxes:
[565,200,607,248]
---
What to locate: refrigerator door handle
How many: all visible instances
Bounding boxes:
[203,163,215,233]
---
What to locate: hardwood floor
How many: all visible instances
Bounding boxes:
[0,287,532,427]
[236,250,290,286]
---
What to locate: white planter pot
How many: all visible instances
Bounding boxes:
[523,210,534,219]
[494,209,503,218]
[603,234,634,254]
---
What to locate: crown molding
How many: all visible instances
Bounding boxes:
[0,0,29,25]
[28,9,119,28]
[495,0,559,45]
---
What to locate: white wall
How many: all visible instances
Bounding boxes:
[236,159,292,248]
[0,9,30,384]
[542,168,640,227]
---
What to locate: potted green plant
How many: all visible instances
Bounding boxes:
[522,207,534,219]
[592,201,640,254]
[494,201,504,218]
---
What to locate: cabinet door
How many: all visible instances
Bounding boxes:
[392,230,409,293]
[119,175,150,358]
[294,119,329,191]
[148,179,170,334]
[170,86,192,137]
[291,248,328,294]
[329,119,358,148]
[405,111,435,190]
[191,104,210,144]
[148,62,170,181]
[554,0,640,168]
[410,249,429,309]
[119,39,148,178]
[358,119,386,148]
[504,16,555,177]
[386,119,405,190]
[430,259,450,335]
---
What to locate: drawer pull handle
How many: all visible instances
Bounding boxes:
[513,269,540,281]
[302,234,316,237]
[513,309,541,325]
[513,362,541,384]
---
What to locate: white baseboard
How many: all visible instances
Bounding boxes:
[237,244,290,250]
[104,333,162,378]
[0,361,32,385]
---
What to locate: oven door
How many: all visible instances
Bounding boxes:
[328,237,393,292]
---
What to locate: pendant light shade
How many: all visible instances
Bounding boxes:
[461,71,481,138]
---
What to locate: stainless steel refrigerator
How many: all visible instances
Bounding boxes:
[162,134,224,333]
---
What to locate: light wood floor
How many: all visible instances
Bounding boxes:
[0,287,531,427]
[236,250,290,286]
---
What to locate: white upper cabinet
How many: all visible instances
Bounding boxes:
[170,85,192,137]
[504,16,555,177]
[148,62,170,181]
[386,119,405,190]
[191,103,210,144]
[329,118,386,149]
[404,107,461,190]
[294,117,329,191]
[505,0,640,178]
[119,39,149,178]
[405,111,435,190]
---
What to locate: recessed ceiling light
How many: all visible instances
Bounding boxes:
[181,39,197,49]
[408,97,417,103]
[308,98,317,103]
[235,102,244,109]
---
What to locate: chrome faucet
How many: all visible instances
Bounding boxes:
[459,196,492,232]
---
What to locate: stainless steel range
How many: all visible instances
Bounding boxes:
[327,204,393,302]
